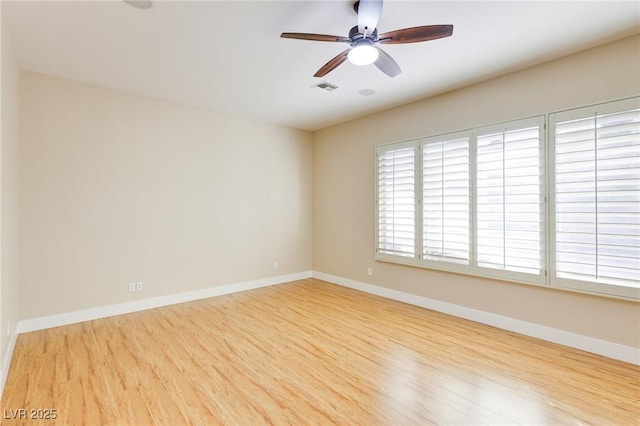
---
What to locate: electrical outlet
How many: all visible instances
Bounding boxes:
[367,268,373,276]
[273,262,279,270]
[128,282,136,293]
[136,282,143,291]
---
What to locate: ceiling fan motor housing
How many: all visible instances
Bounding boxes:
[349,25,378,44]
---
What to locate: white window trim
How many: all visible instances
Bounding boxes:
[418,130,472,276]
[375,140,419,266]
[548,97,640,300]
[472,116,546,286]
[374,97,640,302]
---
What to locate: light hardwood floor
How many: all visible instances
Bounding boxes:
[1,279,639,425]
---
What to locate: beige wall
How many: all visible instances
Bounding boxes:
[1,6,21,366]
[313,35,640,348]
[19,72,312,319]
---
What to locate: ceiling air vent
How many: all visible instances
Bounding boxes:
[312,81,338,92]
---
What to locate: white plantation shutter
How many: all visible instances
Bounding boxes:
[421,134,470,267]
[376,142,416,259]
[373,98,638,300]
[551,99,640,298]
[476,118,544,281]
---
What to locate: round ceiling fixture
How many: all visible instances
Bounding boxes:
[347,39,379,66]
[123,0,152,9]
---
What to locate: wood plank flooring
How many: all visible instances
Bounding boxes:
[1,278,639,425]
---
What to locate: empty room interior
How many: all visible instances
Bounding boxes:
[1,0,639,424]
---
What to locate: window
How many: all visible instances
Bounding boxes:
[550,98,640,299]
[475,118,544,283]
[375,97,639,301]
[421,132,470,270]
[376,142,416,260]
[376,117,544,285]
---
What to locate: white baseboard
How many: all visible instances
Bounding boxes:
[312,271,640,366]
[17,271,313,334]
[0,324,18,400]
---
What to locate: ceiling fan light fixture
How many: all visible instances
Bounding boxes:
[348,40,378,66]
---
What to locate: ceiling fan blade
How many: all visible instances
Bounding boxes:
[314,49,351,77]
[357,0,383,34]
[281,32,350,43]
[378,25,453,44]
[374,47,401,78]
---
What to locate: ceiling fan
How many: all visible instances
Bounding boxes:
[281,0,453,78]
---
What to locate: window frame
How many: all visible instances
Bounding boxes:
[374,97,639,302]
[418,130,473,276]
[473,116,546,286]
[375,140,419,266]
[548,97,640,300]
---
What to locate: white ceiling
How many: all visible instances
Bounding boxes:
[4,0,640,131]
